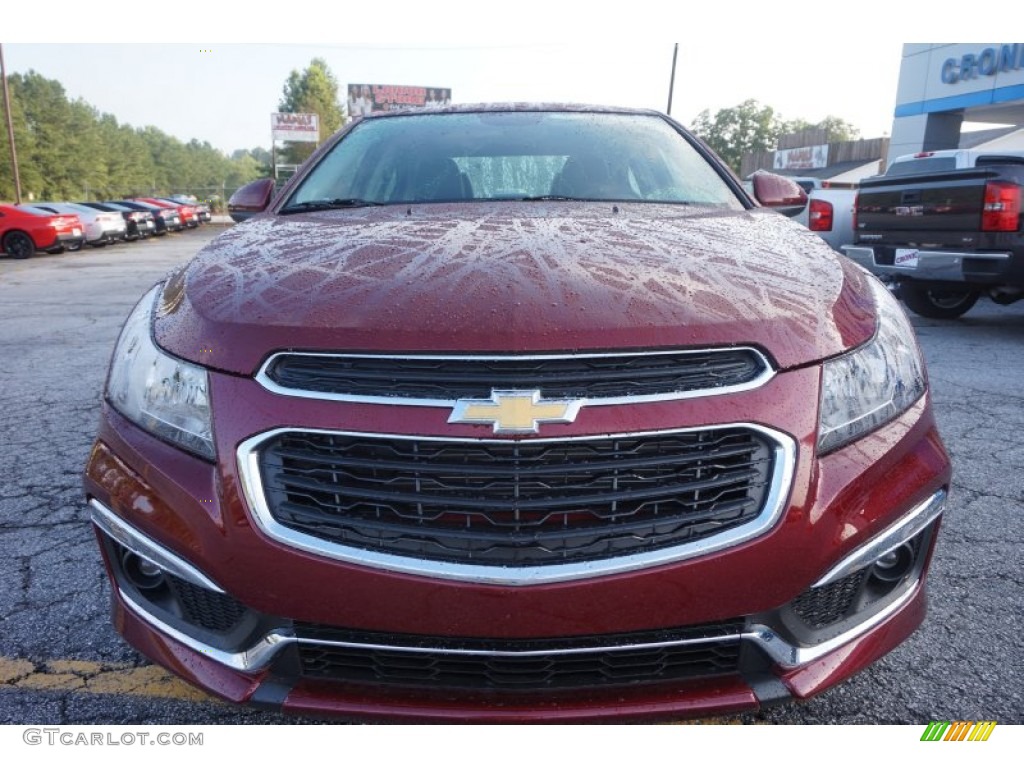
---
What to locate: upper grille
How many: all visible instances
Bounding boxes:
[255,428,776,567]
[295,620,744,690]
[260,349,770,401]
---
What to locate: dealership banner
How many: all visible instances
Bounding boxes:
[774,144,829,171]
[347,84,452,116]
[271,113,320,143]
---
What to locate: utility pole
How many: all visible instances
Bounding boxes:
[666,43,679,117]
[0,43,23,203]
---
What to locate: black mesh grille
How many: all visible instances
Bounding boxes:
[790,571,867,629]
[166,575,248,633]
[257,428,776,566]
[264,349,768,400]
[295,620,743,690]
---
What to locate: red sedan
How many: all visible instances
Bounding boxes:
[132,197,198,228]
[0,204,85,258]
[84,105,950,723]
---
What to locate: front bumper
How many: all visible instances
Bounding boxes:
[83,363,951,722]
[90,490,940,722]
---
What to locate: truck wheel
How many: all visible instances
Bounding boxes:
[900,282,980,319]
[2,231,36,259]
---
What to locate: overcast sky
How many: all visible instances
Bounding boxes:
[1,6,995,155]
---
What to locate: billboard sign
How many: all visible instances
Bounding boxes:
[774,144,829,171]
[271,112,320,143]
[347,84,452,117]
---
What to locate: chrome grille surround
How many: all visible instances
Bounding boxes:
[255,348,775,407]
[237,424,796,586]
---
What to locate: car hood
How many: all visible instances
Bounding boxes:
[155,203,876,374]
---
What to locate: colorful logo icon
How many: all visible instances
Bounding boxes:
[921,721,997,742]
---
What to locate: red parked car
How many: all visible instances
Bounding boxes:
[84,105,951,723]
[0,203,85,258]
[133,197,198,228]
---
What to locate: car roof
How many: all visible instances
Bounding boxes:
[16,205,60,215]
[358,102,664,120]
[34,202,92,212]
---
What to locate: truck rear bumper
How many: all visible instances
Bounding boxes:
[842,246,1014,284]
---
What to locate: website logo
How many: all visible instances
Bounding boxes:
[921,721,997,742]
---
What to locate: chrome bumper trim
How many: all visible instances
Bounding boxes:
[746,580,920,668]
[119,589,292,672]
[89,497,225,594]
[119,582,921,675]
[812,488,946,588]
[289,632,746,658]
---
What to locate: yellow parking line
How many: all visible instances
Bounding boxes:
[0,656,214,702]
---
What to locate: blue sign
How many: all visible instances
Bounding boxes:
[942,44,1024,84]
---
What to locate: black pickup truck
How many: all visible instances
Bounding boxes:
[843,156,1024,318]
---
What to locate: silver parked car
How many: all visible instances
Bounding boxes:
[21,202,126,246]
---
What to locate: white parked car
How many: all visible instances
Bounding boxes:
[20,202,127,246]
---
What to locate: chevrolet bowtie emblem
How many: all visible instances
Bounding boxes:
[448,390,583,434]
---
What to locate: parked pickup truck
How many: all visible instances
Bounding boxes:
[843,152,1024,318]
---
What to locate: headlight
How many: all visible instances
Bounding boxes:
[818,278,926,454]
[106,285,215,459]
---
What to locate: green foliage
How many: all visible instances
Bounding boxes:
[690,99,780,173]
[781,115,860,144]
[690,99,861,174]
[277,58,345,165]
[0,70,266,202]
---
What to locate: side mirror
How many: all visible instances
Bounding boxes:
[227,178,276,223]
[750,171,807,216]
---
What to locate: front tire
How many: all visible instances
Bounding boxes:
[900,281,980,319]
[3,231,36,259]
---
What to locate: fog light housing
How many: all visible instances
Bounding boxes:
[121,550,166,591]
[871,543,915,583]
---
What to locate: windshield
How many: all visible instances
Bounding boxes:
[284,111,743,210]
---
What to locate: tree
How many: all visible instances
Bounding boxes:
[690,99,781,174]
[0,69,274,203]
[781,115,860,144]
[691,101,864,174]
[277,58,345,165]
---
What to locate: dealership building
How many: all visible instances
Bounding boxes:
[743,43,1024,183]
[889,43,1024,162]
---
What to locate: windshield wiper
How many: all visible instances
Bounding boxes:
[516,195,583,202]
[279,198,383,214]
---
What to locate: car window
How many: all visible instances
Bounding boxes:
[286,111,742,209]
[885,157,957,176]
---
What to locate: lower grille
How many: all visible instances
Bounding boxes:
[295,621,743,690]
[166,575,248,633]
[790,571,867,629]
[256,428,776,567]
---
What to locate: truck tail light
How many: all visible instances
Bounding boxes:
[982,181,1021,232]
[852,192,859,231]
[809,198,834,232]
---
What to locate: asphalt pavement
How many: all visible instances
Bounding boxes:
[0,227,1021,725]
